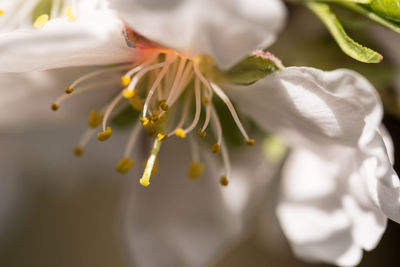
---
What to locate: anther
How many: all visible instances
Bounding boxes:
[34,14,49,28]
[120,76,131,87]
[73,146,83,157]
[123,88,137,99]
[197,129,207,138]
[115,157,134,174]
[88,110,103,128]
[65,87,74,94]
[0,9,4,15]
[202,96,209,105]
[64,7,77,21]
[245,139,255,146]
[140,117,149,126]
[187,161,204,179]
[211,144,220,154]
[51,103,59,111]
[97,127,112,142]
[130,96,144,110]
[158,100,169,111]
[157,133,167,141]
[175,128,186,139]
[220,176,229,186]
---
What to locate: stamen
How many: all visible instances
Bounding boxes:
[211,82,253,144]
[123,122,142,157]
[115,157,134,174]
[102,92,123,132]
[220,176,229,186]
[157,133,167,141]
[167,91,192,137]
[88,110,103,128]
[175,128,186,139]
[122,88,137,99]
[140,117,149,126]
[120,76,131,87]
[51,103,59,111]
[188,162,204,179]
[164,57,187,106]
[97,126,112,142]
[33,14,49,28]
[166,62,194,107]
[74,146,83,157]
[65,87,74,94]
[74,128,98,156]
[140,139,162,187]
[211,144,220,154]
[131,96,144,110]
[158,99,168,111]
[180,77,202,135]
[64,7,77,21]
[220,140,231,186]
[210,106,222,146]
[197,129,207,138]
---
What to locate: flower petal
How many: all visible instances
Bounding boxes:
[277,147,387,267]
[0,9,136,72]
[109,0,287,69]
[227,67,381,150]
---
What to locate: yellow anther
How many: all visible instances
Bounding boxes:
[120,75,131,86]
[220,176,229,186]
[245,138,255,146]
[175,128,186,139]
[65,87,74,94]
[157,133,167,141]
[73,146,83,157]
[187,161,204,179]
[140,117,149,126]
[211,144,220,154]
[197,129,207,138]
[88,110,103,128]
[115,157,134,174]
[0,9,4,15]
[150,114,159,124]
[33,14,49,28]
[64,7,77,21]
[123,88,136,99]
[158,100,168,111]
[51,103,59,111]
[202,97,209,105]
[97,127,112,142]
[130,96,143,110]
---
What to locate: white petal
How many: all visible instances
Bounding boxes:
[0,9,136,72]
[228,67,381,150]
[277,148,387,267]
[110,0,287,69]
[124,138,242,267]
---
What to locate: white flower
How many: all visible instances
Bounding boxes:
[0,1,399,267]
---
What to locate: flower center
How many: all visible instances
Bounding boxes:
[51,50,254,187]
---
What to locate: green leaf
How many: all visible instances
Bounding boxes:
[370,0,400,22]
[307,2,383,63]
[221,50,284,85]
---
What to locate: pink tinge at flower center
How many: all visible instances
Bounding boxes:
[51,47,255,187]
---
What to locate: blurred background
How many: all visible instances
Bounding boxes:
[1,3,400,267]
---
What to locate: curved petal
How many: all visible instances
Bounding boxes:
[277,147,387,267]
[227,67,381,150]
[110,0,287,69]
[0,9,136,72]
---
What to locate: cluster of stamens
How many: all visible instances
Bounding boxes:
[51,50,254,187]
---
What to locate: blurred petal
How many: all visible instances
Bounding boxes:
[228,67,380,150]
[110,0,286,69]
[0,9,136,72]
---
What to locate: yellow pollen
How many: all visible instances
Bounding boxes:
[211,144,220,154]
[97,127,112,141]
[140,139,161,187]
[158,100,168,111]
[123,88,137,99]
[120,76,131,86]
[73,146,83,157]
[245,139,255,146]
[197,129,206,138]
[187,161,204,179]
[88,110,103,128]
[51,103,59,111]
[0,9,4,15]
[157,133,167,141]
[175,128,186,139]
[33,14,49,29]
[64,7,77,21]
[202,97,209,105]
[220,176,229,186]
[130,96,144,110]
[65,87,74,94]
[115,157,134,174]
[140,117,149,126]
